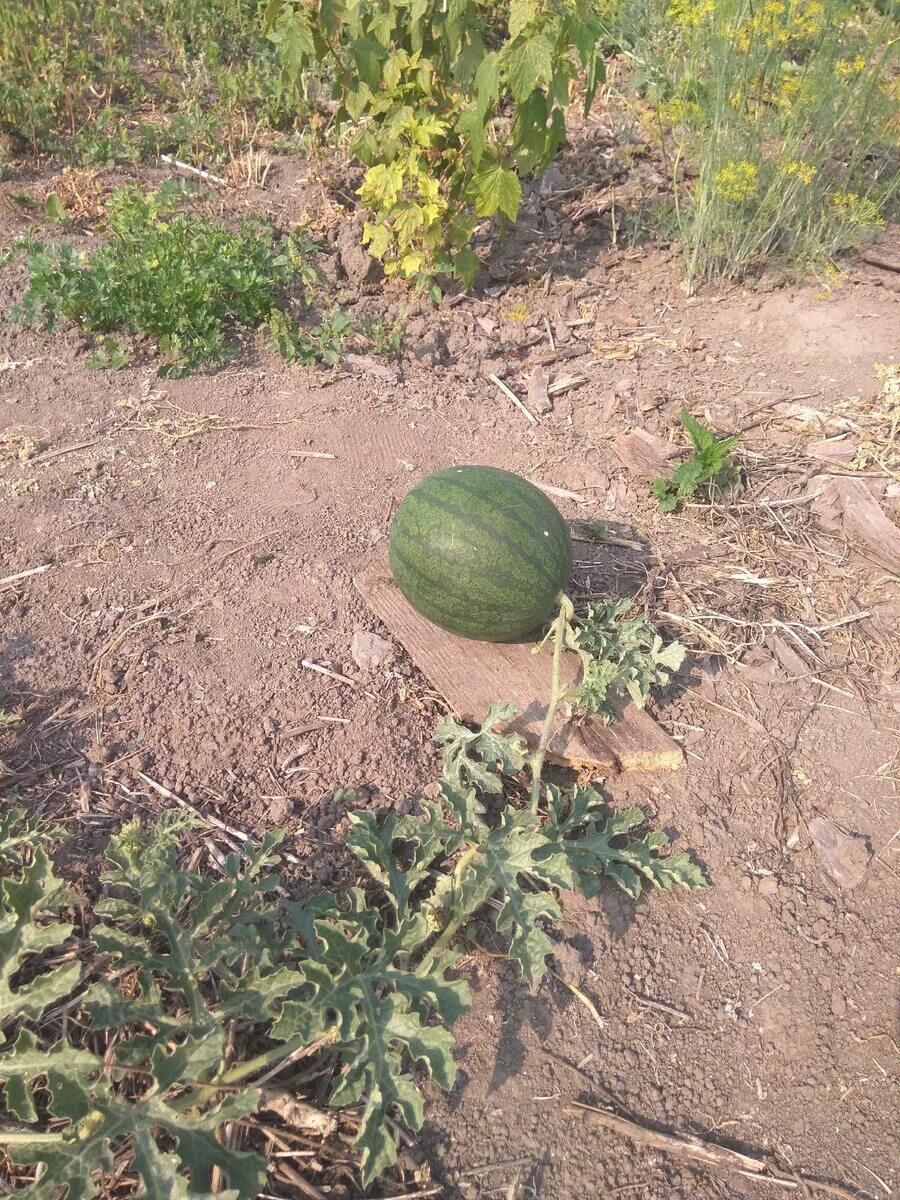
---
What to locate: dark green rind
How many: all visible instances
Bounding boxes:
[389,466,572,642]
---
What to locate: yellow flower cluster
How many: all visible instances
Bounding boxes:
[667,0,715,29]
[831,191,883,228]
[713,159,759,202]
[735,0,825,50]
[836,55,867,77]
[657,96,702,124]
[777,157,817,184]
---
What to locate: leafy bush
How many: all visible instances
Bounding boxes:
[610,0,898,280]
[8,186,308,375]
[265,0,606,283]
[651,411,741,510]
[0,682,705,1191]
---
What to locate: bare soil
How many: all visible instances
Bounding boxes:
[1,151,898,1200]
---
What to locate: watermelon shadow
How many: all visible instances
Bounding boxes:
[567,519,654,603]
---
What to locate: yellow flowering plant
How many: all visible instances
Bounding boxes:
[612,0,897,281]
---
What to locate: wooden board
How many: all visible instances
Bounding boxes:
[355,553,683,774]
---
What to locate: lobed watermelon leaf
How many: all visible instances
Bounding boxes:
[434,702,528,794]
[566,600,685,723]
[539,784,709,899]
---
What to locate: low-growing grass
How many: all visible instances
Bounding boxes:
[0,0,296,168]
[607,0,898,282]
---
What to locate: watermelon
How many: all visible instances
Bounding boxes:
[389,465,572,641]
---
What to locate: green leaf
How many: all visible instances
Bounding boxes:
[480,809,562,989]
[133,1128,238,1200]
[434,702,528,794]
[539,785,708,900]
[0,1030,105,1120]
[268,7,315,76]
[452,247,479,285]
[500,34,553,103]
[567,600,685,722]
[474,51,501,119]
[346,805,454,914]
[455,103,486,167]
[653,412,741,510]
[508,0,538,38]
[473,163,522,221]
[0,849,79,1023]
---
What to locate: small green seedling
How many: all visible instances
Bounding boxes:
[268,308,353,366]
[651,411,741,512]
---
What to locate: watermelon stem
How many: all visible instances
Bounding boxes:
[530,595,574,813]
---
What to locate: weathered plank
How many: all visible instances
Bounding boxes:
[355,553,683,774]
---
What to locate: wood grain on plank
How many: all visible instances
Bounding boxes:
[355,553,683,774]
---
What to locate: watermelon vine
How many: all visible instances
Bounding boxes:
[0,615,700,1193]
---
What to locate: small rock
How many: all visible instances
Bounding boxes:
[268,796,294,825]
[809,816,871,889]
[346,353,398,383]
[351,630,394,672]
[757,876,779,898]
[613,374,638,399]
[480,358,507,380]
[528,365,552,415]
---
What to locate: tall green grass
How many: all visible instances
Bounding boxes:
[608,0,898,282]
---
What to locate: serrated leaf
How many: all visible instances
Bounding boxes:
[653,411,741,510]
[455,103,486,167]
[474,51,501,119]
[508,0,538,38]
[473,164,522,221]
[434,703,527,794]
[267,6,315,75]
[500,34,553,103]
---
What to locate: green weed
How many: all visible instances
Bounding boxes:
[0,0,293,166]
[363,312,406,355]
[268,308,354,366]
[651,411,741,510]
[9,186,306,376]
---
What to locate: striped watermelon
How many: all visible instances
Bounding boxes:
[389,466,572,641]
